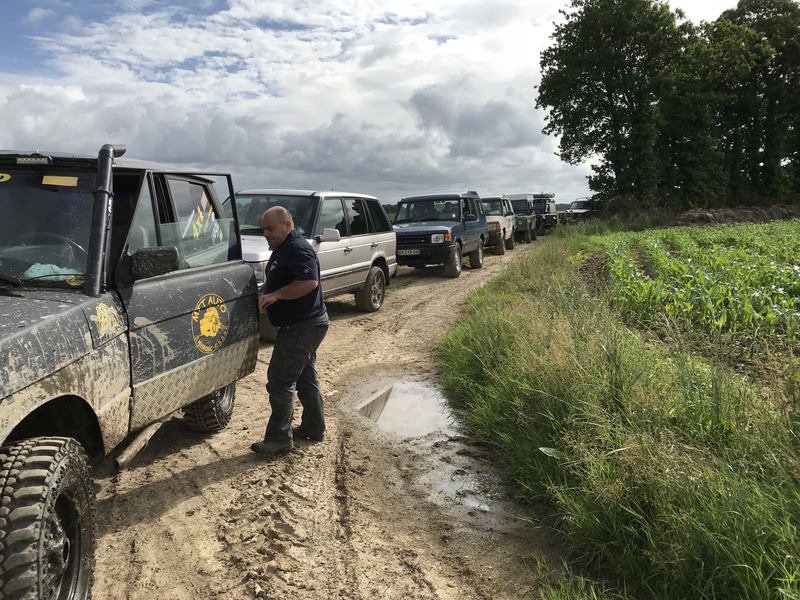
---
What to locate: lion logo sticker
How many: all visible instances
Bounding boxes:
[191,294,230,354]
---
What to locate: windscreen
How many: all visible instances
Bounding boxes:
[0,167,95,285]
[393,198,459,223]
[233,194,317,238]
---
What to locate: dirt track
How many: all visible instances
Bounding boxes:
[90,239,560,600]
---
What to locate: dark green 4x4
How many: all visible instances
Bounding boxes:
[0,145,259,599]
[392,190,488,278]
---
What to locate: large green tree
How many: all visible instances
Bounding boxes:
[718,0,800,204]
[536,0,691,205]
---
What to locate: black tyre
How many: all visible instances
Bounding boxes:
[0,437,95,600]
[259,313,278,343]
[505,232,515,250]
[183,383,236,432]
[468,240,484,269]
[354,266,386,312]
[443,245,462,278]
[523,228,532,243]
[531,224,538,240]
[493,237,505,255]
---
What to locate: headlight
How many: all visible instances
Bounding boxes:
[250,261,268,285]
[491,222,501,231]
[431,233,452,243]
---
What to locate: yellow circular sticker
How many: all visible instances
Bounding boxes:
[191,294,230,354]
[0,174,10,183]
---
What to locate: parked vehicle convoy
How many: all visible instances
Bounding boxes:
[234,189,397,341]
[531,192,558,234]
[506,193,538,243]
[393,190,488,278]
[480,194,516,255]
[0,145,260,600]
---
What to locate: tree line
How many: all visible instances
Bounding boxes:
[535,0,800,209]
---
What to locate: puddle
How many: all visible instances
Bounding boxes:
[357,382,459,438]
[355,382,518,527]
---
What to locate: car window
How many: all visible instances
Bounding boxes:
[344,198,369,236]
[365,199,392,232]
[317,197,347,236]
[161,178,232,269]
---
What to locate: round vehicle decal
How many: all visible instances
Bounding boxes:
[191,293,230,354]
[0,174,10,183]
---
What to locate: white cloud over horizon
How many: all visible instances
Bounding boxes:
[1,0,738,203]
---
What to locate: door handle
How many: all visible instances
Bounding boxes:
[371,243,379,249]
[344,247,353,253]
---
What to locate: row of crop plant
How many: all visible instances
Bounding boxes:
[603,221,800,356]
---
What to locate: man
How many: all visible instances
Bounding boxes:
[251,206,330,456]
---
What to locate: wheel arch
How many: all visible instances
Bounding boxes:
[2,396,105,463]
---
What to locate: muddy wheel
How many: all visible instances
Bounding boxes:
[354,266,386,312]
[183,383,236,432]
[0,437,95,600]
[523,228,532,243]
[259,313,278,343]
[468,241,484,269]
[443,245,462,278]
[505,232,515,250]
[493,237,505,255]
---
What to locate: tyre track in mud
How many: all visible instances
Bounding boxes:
[90,239,554,600]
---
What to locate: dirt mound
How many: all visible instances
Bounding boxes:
[675,204,800,226]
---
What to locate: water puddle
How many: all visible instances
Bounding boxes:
[355,382,519,528]
[357,382,459,438]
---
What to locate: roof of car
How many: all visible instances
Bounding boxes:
[0,148,223,174]
[236,188,378,200]
[480,194,508,201]
[401,190,479,201]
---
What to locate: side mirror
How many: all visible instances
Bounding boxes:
[316,227,341,243]
[130,246,180,280]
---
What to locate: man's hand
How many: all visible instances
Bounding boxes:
[258,279,319,312]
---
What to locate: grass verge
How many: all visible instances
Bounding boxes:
[434,231,800,599]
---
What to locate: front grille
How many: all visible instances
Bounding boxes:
[396,234,431,246]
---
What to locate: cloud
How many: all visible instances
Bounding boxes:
[24,8,57,27]
[1,0,601,202]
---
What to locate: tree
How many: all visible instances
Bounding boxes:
[536,0,691,205]
[718,0,800,204]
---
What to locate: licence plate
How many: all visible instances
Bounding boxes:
[398,249,420,256]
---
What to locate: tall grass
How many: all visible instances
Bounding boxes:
[434,235,800,599]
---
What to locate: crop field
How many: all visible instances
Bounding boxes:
[602,220,800,357]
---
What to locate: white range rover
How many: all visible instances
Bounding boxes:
[233,189,398,340]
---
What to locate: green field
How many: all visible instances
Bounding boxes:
[434,220,800,600]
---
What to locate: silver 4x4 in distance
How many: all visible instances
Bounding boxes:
[234,189,397,341]
[392,190,488,278]
[0,145,259,600]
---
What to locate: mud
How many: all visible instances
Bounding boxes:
[90,240,562,600]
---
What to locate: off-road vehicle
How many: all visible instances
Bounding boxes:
[0,145,260,599]
[480,194,516,255]
[233,189,397,341]
[561,197,603,223]
[392,190,488,278]
[532,192,558,234]
[507,193,538,243]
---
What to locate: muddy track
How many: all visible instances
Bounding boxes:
[90,240,560,600]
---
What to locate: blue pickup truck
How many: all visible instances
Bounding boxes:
[392,190,488,278]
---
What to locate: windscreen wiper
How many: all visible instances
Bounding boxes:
[0,272,21,286]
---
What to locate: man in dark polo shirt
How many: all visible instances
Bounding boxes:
[251,206,330,456]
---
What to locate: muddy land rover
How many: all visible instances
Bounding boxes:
[0,145,259,599]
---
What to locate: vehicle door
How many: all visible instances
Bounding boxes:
[340,197,376,286]
[364,198,397,275]
[114,172,258,431]
[313,196,358,293]
[461,197,482,251]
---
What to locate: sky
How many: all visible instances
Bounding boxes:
[0,0,739,205]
